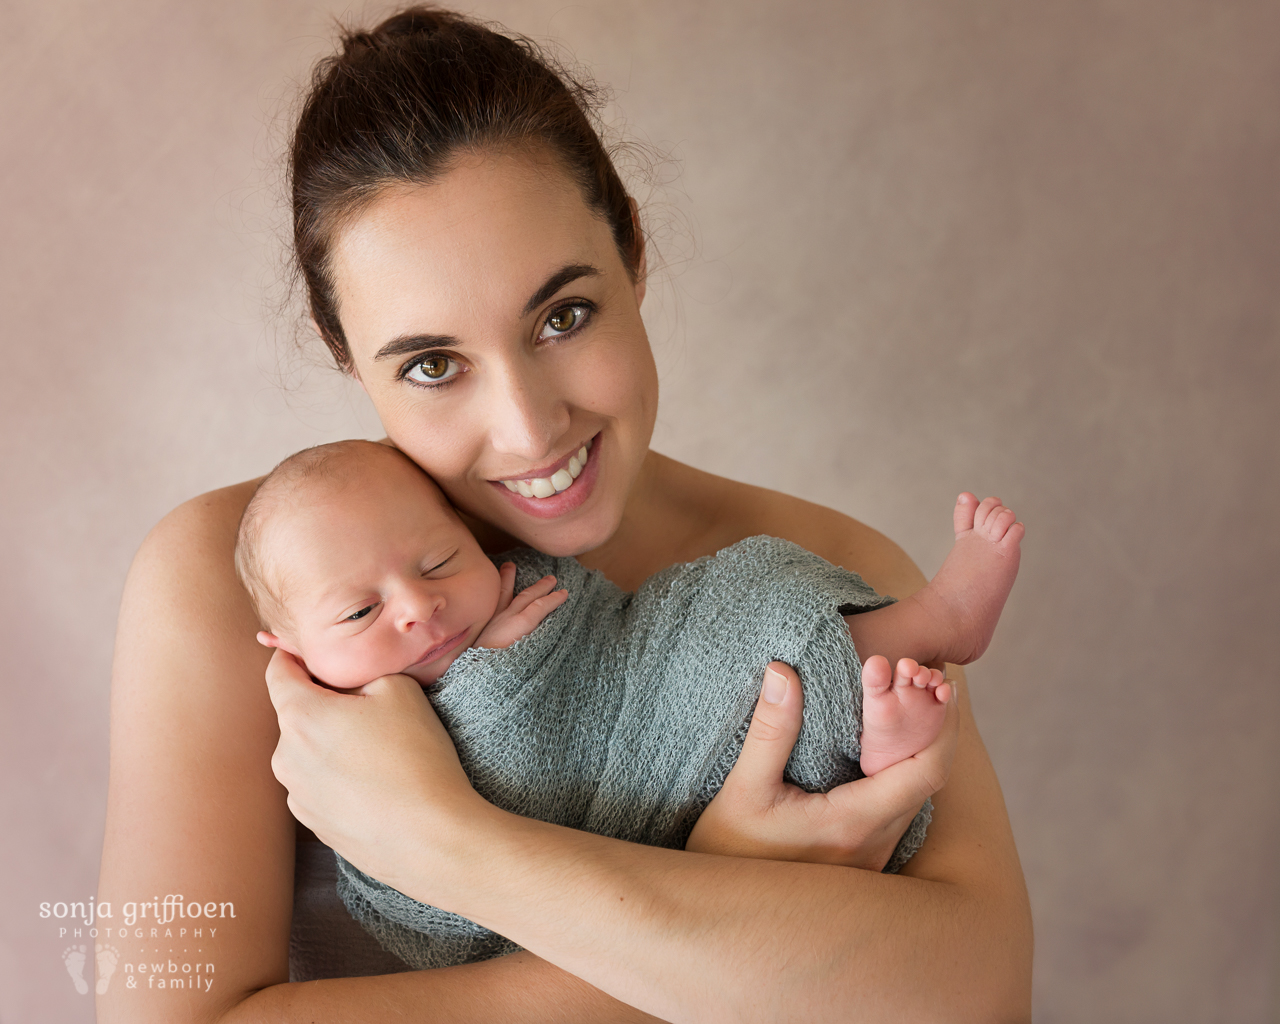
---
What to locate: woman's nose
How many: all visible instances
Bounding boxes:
[484,359,570,461]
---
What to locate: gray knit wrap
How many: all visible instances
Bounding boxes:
[335,536,933,970]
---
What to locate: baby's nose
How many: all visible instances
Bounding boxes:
[396,587,443,631]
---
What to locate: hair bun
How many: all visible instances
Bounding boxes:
[341,6,455,56]
[294,4,641,373]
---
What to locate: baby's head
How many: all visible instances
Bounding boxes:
[236,440,502,688]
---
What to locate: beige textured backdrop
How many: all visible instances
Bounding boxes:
[3,1,1278,1021]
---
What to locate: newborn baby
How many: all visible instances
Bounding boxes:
[236,440,1023,969]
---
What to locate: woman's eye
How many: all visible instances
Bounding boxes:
[404,354,461,385]
[346,605,374,621]
[540,304,589,339]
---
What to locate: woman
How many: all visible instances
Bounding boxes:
[97,8,1031,1022]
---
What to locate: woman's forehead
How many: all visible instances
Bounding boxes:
[331,149,617,345]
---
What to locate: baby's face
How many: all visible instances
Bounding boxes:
[260,460,501,689]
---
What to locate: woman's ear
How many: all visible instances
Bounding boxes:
[628,196,647,308]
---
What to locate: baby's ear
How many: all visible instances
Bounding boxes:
[258,631,305,659]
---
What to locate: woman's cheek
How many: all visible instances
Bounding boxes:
[380,394,480,486]
[578,327,657,421]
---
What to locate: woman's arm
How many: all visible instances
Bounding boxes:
[96,486,666,1024]
[268,508,1032,1024]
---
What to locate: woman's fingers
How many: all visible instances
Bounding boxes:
[724,662,805,795]
[264,647,327,717]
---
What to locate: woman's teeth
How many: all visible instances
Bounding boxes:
[501,440,592,499]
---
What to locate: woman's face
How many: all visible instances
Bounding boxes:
[330,148,658,557]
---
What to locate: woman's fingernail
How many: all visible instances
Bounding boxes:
[762,667,788,704]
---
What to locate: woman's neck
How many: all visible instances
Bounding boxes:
[576,451,725,590]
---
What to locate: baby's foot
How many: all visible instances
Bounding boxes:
[859,656,951,776]
[911,493,1024,666]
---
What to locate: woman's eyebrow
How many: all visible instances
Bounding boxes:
[374,333,458,361]
[373,263,601,362]
[521,263,601,317]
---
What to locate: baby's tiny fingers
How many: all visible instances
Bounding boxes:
[520,574,558,598]
[494,562,518,612]
[507,575,559,613]
[530,590,569,614]
[501,590,568,642]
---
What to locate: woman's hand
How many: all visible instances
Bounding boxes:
[685,662,958,870]
[264,647,483,900]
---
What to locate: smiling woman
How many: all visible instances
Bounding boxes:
[96,7,1031,1023]
[328,156,658,551]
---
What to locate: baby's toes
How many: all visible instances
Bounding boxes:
[923,667,950,698]
[986,505,1018,541]
[973,496,1004,531]
[893,658,922,690]
[862,654,893,696]
[1001,519,1027,552]
[953,492,980,536]
[909,663,935,689]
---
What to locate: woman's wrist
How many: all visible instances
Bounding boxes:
[389,793,514,910]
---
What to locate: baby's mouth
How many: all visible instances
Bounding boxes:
[409,629,470,669]
[494,436,594,499]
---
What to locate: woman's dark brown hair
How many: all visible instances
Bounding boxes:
[291,5,642,371]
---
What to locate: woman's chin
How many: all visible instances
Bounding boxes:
[486,510,614,558]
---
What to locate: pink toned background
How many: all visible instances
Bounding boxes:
[3,2,1278,1021]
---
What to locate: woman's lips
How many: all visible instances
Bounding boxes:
[408,628,470,669]
[488,434,600,520]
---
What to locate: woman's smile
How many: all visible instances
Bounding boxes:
[489,434,598,519]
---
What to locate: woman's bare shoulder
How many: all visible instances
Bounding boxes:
[119,476,271,707]
[119,478,272,716]
[139,477,262,568]
[660,456,927,600]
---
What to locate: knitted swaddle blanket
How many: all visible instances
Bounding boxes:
[335,536,933,969]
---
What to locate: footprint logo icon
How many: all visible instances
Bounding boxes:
[95,943,120,994]
[61,945,89,995]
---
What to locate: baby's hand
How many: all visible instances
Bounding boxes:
[473,564,569,650]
